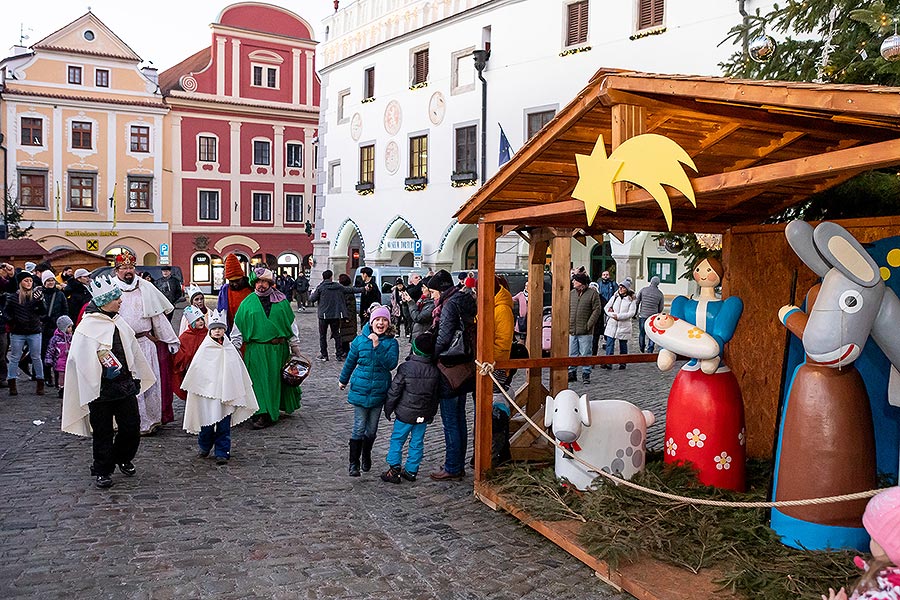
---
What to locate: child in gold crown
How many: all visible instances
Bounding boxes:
[181,309,258,465]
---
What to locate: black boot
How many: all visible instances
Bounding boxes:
[349,439,362,477]
[360,436,375,472]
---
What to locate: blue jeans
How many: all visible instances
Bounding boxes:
[351,405,382,439]
[568,334,593,377]
[605,336,628,356]
[198,414,231,459]
[386,420,427,473]
[8,333,43,381]
[638,317,655,353]
[439,392,468,475]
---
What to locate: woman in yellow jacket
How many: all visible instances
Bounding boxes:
[493,275,515,363]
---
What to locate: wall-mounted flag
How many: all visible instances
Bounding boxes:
[499,124,513,166]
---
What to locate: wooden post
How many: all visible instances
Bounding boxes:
[549,231,572,395]
[526,229,550,416]
[611,103,646,205]
[474,222,498,482]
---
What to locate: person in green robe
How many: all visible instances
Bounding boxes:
[231,268,302,429]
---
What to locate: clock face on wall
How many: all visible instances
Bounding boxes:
[428,91,446,125]
[350,113,363,141]
[383,100,402,135]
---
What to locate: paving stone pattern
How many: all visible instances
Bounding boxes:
[0,307,675,599]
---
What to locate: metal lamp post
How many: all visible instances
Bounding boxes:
[473,49,490,185]
[0,132,7,240]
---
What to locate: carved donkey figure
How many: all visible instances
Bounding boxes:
[772,220,900,552]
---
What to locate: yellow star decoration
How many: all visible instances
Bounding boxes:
[572,134,698,230]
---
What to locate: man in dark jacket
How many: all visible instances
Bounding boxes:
[358,267,381,327]
[64,268,93,324]
[154,267,183,316]
[381,331,441,483]
[594,270,617,354]
[569,273,602,383]
[309,270,354,361]
[294,273,310,311]
[427,269,477,481]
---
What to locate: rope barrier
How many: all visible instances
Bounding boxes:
[476,360,883,509]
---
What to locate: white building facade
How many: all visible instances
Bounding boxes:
[314,0,773,294]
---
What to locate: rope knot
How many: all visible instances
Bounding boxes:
[477,361,495,376]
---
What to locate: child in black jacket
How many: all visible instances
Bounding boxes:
[381,332,441,483]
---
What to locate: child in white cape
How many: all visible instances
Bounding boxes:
[182,309,258,465]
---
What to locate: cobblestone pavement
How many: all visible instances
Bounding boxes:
[0,306,675,599]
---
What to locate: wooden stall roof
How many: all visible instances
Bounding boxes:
[455,69,900,233]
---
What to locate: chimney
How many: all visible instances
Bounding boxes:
[9,45,29,57]
[141,66,158,84]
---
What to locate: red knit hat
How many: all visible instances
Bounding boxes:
[224,254,243,280]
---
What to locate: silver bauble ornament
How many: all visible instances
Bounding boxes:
[664,238,684,254]
[748,34,777,63]
[881,34,900,62]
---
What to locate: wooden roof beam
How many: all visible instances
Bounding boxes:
[727,130,806,170]
[605,74,900,119]
[692,122,742,158]
[621,137,900,208]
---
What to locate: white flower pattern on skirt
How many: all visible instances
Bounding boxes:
[738,428,746,446]
[686,428,706,448]
[715,452,732,470]
[665,437,677,456]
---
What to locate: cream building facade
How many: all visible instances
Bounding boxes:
[1,12,169,264]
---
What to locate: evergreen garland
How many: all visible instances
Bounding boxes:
[489,459,862,599]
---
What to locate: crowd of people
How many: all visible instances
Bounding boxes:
[566,267,665,384]
[7,251,899,598]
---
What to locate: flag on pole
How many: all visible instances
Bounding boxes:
[109,182,117,228]
[499,124,513,166]
[55,181,61,226]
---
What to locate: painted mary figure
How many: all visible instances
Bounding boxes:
[645,256,747,491]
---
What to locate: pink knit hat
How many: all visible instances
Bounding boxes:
[862,486,900,564]
[369,306,391,324]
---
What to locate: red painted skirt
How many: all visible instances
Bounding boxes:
[663,365,746,491]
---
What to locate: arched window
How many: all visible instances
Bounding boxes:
[192,253,211,283]
[463,239,477,270]
[590,240,615,281]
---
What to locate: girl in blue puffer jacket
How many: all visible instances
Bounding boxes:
[339,306,399,477]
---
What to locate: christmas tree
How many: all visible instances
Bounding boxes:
[719,0,900,220]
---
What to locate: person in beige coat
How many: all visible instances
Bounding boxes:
[603,278,637,369]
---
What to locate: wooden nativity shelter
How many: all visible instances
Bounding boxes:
[457,69,900,597]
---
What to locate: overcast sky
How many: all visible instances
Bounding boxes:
[1,0,338,71]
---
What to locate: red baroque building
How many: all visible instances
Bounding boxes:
[160,3,319,291]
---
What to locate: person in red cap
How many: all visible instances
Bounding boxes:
[113,250,180,435]
[216,254,251,334]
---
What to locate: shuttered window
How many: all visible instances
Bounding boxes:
[637,0,664,30]
[566,1,589,47]
[364,67,375,99]
[413,49,429,85]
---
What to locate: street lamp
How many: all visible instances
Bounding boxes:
[473,49,490,185]
[0,132,7,240]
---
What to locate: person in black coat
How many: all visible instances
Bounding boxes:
[358,267,381,327]
[1,272,47,396]
[309,270,362,361]
[40,271,68,387]
[427,269,477,481]
[63,269,93,324]
[381,331,441,483]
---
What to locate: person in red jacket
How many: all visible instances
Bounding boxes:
[172,306,208,401]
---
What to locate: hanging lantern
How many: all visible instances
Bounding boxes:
[664,237,684,254]
[748,34,777,63]
[881,33,900,62]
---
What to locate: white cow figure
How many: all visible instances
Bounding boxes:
[544,389,655,491]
